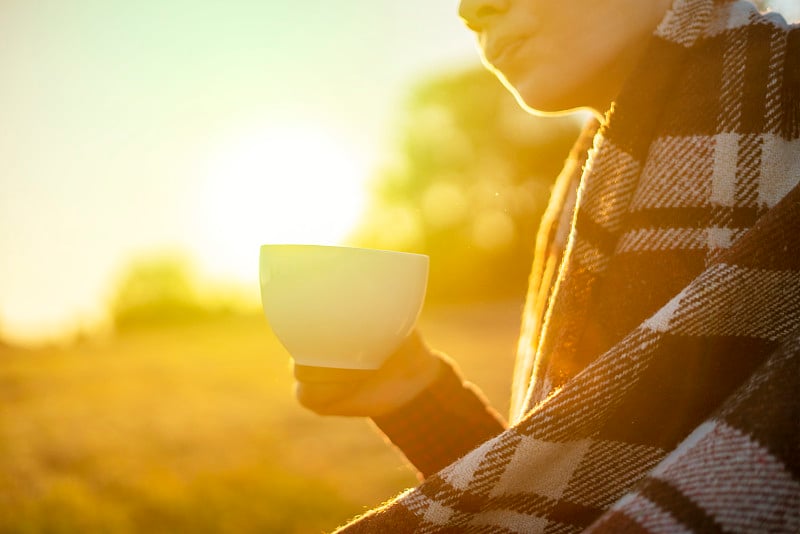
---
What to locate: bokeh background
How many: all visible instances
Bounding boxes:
[2,1,797,532]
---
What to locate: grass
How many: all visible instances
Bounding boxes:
[0,300,522,533]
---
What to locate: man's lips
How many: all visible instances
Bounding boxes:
[486,36,528,66]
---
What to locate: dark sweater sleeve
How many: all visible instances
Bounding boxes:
[371,356,507,479]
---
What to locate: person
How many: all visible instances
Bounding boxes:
[293,0,800,531]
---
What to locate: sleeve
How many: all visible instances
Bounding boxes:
[371,355,507,479]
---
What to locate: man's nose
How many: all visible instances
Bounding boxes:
[458,0,510,32]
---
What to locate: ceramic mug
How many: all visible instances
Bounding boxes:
[259,244,429,369]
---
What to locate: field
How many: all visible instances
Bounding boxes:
[0,300,523,533]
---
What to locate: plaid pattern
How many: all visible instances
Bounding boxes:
[589,329,800,533]
[336,0,800,531]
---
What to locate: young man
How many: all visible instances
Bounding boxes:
[295,0,800,531]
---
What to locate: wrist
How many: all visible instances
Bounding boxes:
[369,332,445,416]
[372,352,506,477]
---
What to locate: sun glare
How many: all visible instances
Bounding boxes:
[194,123,369,285]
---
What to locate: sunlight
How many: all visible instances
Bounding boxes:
[194,122,369,285]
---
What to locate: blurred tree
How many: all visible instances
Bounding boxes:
[110,255,212,329]
[352,67,582,301]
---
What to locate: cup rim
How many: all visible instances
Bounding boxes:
[259,243,428,260]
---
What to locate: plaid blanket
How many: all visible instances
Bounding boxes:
[336,0,799,531]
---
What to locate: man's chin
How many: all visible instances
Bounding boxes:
[489,65,597,116]
[510,77,605,118]
[512,87,583,117]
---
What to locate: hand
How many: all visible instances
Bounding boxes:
[293,331,444,417]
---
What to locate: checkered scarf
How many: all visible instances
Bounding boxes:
[336,0,800,532]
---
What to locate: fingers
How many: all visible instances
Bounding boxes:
[290,330,441,417]
[293,364,374,415]
[293,364,376,383]
[295,381,370,416]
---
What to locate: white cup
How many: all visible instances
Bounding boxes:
[259,244,429,369]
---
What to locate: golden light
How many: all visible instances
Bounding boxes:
[193,122,369,285]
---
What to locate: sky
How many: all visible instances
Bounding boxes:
[0,0,479,344]
[1,1,798,345]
